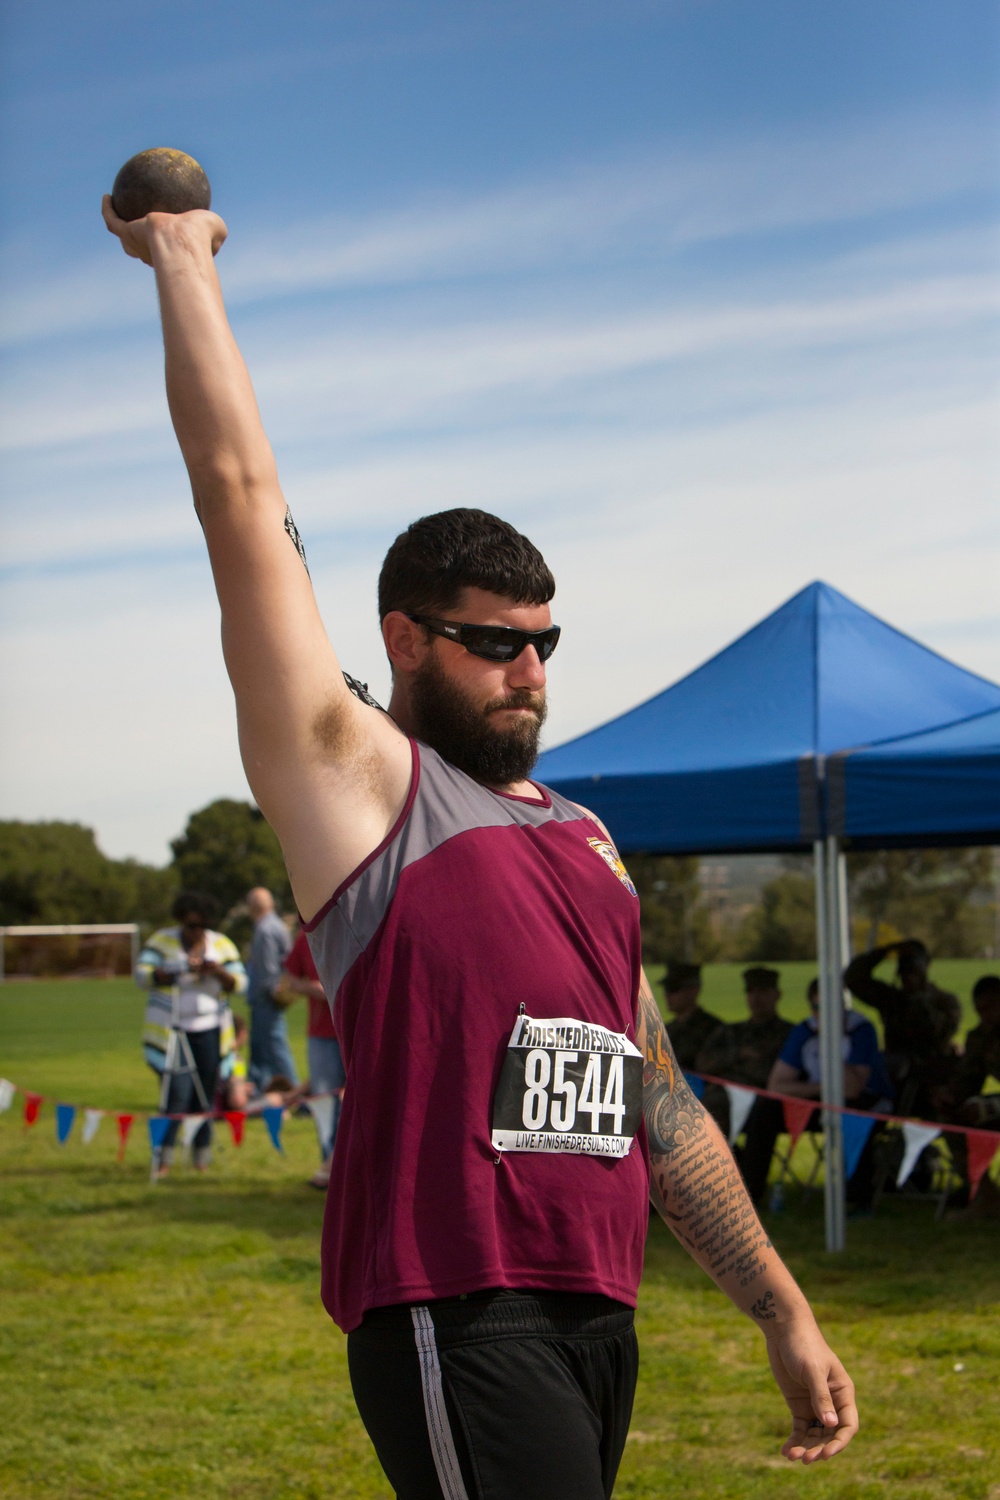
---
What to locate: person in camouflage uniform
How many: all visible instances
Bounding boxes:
[941,975,1000,1214]
[663,961,722,1070]
[696,967,793,1137]
[948,975,1000,1129]
[843,939,961,1117]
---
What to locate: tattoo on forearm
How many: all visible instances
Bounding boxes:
[750,1290,776,1320]
[640,978,771,1294]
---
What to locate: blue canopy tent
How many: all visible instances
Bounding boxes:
[537,582,1000,1248]
[536,582,1000,854]
[831,706,1000,844]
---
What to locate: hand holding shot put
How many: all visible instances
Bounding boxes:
[102,152,857,1498]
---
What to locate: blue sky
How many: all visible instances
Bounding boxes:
[1,1,998,862]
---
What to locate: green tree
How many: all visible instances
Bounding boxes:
[0,821,177,927]
[170,799,291,918]
[628,854,716,964]
[847,848,994,958]
[737,872,816,960]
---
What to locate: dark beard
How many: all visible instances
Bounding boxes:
[409,654,547,786]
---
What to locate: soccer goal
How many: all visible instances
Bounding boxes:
[0,924,140,981]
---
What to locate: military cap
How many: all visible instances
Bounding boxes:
[665,961,702,992]
[742,965,780,991]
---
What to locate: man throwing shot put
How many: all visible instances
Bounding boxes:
[103,191,857,1500]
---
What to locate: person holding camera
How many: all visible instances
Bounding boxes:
[136,890,247,1172]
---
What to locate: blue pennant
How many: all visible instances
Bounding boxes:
[262,1106,284,1154]
[841,1113,876,1180]
[683,1072,706,1101]
[148,1116,171,1152]
[56,1103,76,1144]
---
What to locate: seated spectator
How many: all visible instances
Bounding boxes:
[843,939,961,1116]
[663,961,722,1070]
[278,927,345,1190]
[220,1013,251,1111]
[739,978,894,1207]
[937,975,1000,1215]
[947,975,1000,1129]
[696,966,793,1135]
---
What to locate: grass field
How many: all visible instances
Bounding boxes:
[1,970,998,1499]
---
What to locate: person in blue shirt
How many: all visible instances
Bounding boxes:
[739,979,894,1208]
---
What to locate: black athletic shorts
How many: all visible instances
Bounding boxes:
[347,1289,638,1500]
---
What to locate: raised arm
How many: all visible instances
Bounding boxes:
[636,971,858,1463]
[102,200,411,918]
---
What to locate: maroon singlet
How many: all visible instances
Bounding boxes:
[304,739,650,1333]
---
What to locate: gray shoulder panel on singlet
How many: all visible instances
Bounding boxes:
[307,740,588,997]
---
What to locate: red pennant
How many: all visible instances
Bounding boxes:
[116,1113,135,1161]
[967,1131,999,1198]
[782,1098,816,1148]
[23,1092,43,1126]
[225,1111,246,1146]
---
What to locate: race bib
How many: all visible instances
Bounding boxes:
[491,1013,643,1156]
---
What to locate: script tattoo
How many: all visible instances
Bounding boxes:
[750,1290,776,1320]
[639,977,771,1295]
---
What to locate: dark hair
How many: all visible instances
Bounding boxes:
[897,938,929,973]
[972,974,1000,1002]
[377,509,555,622]
[807,978,819,1000]
[172,889,221,927]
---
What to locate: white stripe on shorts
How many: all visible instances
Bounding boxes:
[411,1305,471,1500]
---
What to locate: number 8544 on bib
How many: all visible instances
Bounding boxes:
[491,1014,643,1157]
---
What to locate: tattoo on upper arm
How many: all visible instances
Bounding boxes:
[640,973,771,1293]
[284,505,309,572]
[640,981,706,1156]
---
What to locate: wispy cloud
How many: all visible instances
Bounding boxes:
[1,104,993,348]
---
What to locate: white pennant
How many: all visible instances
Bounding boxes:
[82,1108,104,1143]
[306,1095,335,1151]
[724,1085,757,1145]
[897,1122,941,1187]
[180,1115,209,1148]
[0,1078,15,1113]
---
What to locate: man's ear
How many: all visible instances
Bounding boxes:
[382,611,428,674]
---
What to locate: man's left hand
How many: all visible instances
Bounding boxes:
[765,1318,858,1462]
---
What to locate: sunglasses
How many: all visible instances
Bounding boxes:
[406,613,561,663]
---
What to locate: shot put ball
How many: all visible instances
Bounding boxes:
[111,148,212,222]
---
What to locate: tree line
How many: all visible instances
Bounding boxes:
[0,809,995,960]
[0,802,291,934]
[630,848,998,963]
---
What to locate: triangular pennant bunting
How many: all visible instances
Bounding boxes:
[0,1078,15,1113]
[897,1122,941,1187]
[82,1108,104,1144]
[148,1116,171,1152]
[23,1092,43,1127]
[841,1112,876,1180]
[55,1103,76,1144]
[724,1085,756,1145]
[683,1073,706,1101]
[781,1098,816,1148]
[305,1095,336,1153]
[224,1111,246,1146]
[262,1106,285,1154]
[966,1131,1000,1199]
[180,1114,209,1148]
[116,1113,135,1161]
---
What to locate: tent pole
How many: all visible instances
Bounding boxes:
[819,835,846,1251]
